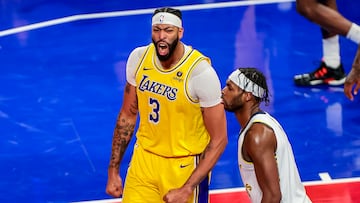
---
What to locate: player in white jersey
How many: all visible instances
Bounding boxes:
[221,67,312,203]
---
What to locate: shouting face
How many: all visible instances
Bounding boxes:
[152,24,183,61]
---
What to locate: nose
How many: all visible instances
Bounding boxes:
[159,30,166,40]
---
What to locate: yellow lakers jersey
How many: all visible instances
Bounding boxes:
[134,43,210,157]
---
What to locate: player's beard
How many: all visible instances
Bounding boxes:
[223,102,243,112]
[153,37,179,61]
[222,93,244,112]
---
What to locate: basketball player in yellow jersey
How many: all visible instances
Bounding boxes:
[106,7,228,203]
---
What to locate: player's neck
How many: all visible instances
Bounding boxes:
[236,104,260,128]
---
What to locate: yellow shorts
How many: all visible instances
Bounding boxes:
[122,142,210,203]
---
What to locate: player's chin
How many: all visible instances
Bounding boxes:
[221,101,231,111]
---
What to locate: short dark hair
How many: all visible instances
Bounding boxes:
[237,67,270,105]
[153,7,182,20]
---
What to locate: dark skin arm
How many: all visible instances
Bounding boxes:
[163,103,228,203]
[242,123,281,203]
[106,82,138,197]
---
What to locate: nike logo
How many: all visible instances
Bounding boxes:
[143,67,152,70]
[180,164,191,168]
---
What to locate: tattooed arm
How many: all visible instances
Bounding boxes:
[106,82,138,198]
[163,104,228,203]
[344,45,360,101]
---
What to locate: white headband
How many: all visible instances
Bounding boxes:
[152,12,182,28]
[228,69,266,98]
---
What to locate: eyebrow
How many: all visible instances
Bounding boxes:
[153,25,177,29]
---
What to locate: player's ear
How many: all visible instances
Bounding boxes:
[245,92,253,101]
[178,27,184,39]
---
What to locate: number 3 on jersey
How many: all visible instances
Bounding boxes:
[149,98,160,123]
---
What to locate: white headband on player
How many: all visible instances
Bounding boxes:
[228,69,266,98]
[152,12,182,28]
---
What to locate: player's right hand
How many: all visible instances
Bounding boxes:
[106,170,123,198]
[344,47,360,101]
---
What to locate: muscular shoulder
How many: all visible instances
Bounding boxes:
[243,123,276,159]
[246,123,275,145]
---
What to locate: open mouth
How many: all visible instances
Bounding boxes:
[157,42,169,56]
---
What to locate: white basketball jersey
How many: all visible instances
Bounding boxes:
[238,111,312,203]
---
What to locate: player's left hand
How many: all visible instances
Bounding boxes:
[163,186,193,203]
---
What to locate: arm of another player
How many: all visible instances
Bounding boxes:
[194,102,228,178]
[245,123,281,203]
[185,102,228,188]
[163,103,228,203]
[106,82,138,198]
[344,45,360,101]
[163,63,228,203]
